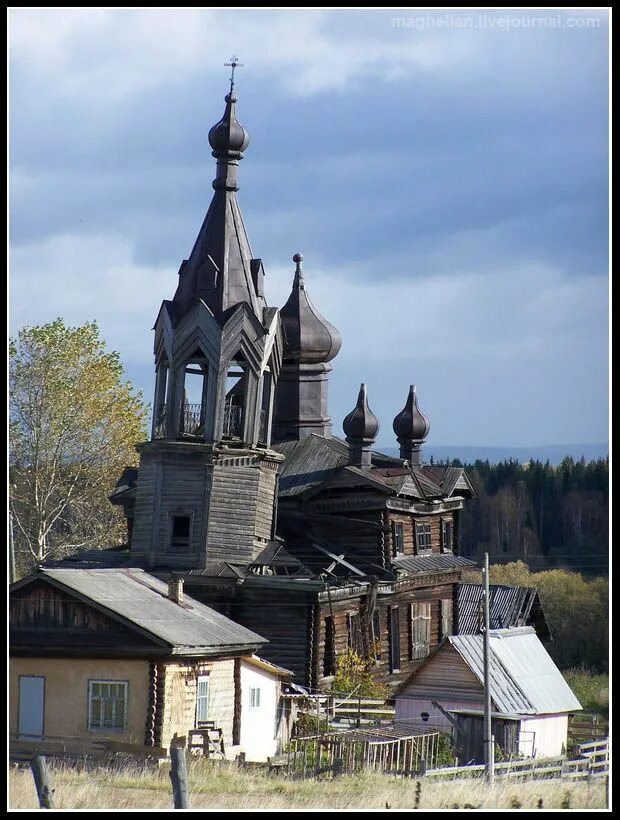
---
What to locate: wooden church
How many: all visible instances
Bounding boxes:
[53,73,479,690]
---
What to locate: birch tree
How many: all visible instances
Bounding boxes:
[9,319,147,571]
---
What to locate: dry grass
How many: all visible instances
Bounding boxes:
[8,760,608,810]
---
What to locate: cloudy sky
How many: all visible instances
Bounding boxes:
[9,8,609,448]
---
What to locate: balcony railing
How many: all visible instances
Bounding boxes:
[223,402,243,438]
[180,403,204,437]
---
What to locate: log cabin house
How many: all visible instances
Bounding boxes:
[9,568,292,761]
[41,76,484,695]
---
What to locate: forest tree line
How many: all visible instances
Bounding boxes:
[449,456,609,576]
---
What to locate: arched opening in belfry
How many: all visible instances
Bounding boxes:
[223,353,248,439]
[179,349,209,437]
[258,368,272,444]
[152,356,169,439]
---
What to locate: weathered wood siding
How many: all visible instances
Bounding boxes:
[382,512,455,559]
[10,581,154,652]
[316,581,459,689]
[157,658,236,751]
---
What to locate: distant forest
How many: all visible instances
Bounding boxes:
[447,457,609,576]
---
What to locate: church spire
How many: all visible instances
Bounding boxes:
[171,65,265,324]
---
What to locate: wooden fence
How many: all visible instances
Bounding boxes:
[568,712,609,745]
[421,739,609,783]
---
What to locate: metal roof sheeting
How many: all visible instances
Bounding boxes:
[449,627,582,716]
[35,568,267,654]
[393,554,476,574]
[457,583,551,641]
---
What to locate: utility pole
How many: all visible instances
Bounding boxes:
[482,552,494,786]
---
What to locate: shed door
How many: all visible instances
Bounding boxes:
[18,676,45,739]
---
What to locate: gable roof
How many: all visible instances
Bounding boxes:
[11,568,267,656]
[397,627,581,715]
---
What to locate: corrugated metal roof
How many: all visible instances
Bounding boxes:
[457,583,551,641]
[393,554,476,574]
[35,568,267,654]
[449,627,582,715]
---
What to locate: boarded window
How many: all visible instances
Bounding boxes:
[389,608,401,673]
[409,602,431,660]
[392,522,405,557]
[347,612,362,654]
[323,616,335,676]
[88,681,127,732]
[250,687,261,708]
[372,609,382,661]
[441,599,454,640]
[195,675,210,724]
[441,519,453,552]
[415,522,432,553]
[170,515,191,553]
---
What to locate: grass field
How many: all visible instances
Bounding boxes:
[563,669,609,716]
[9,761,608,810]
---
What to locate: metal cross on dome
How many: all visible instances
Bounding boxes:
[225,55,244,91]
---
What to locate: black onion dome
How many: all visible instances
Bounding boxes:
[280,253,342,365]
[343,383,379,444]
[208,92,250,157]
[393,385,430,444]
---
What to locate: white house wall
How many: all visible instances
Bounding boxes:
[239,661,280,762]
[519,714,569,758]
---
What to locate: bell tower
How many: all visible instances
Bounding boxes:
[130,72,284,569]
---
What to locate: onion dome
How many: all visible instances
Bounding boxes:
[343,383,380,446]
[208,91,250,158]
[393,385,430,444]
[279,253,342,364]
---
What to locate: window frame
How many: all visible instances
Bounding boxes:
[323,616,336,677]
[168,511,194,554]
[441,518,453,553]
[409,602,432,661]
[389,606,401,673]
[87,679,128,733]
[249,687,261,709]
[195,675,210,725]
[392,521,405,557]
[415,521,433,554]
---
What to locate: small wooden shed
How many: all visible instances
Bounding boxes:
[393,626,581,760]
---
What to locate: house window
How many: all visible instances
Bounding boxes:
[195,675,210,725]
[250,687,261,709]
[441,599,454,640]
[441,519,453,553]
[170,515,191,553]
[389,607,401,673]
[409,602,431,660]
[88,681,128,732]
[415,522,432,553]
[372,609,382,661]
[392,522,405,557]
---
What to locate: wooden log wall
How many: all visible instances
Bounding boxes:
[316,580,459,689]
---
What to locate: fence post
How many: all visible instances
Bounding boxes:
[419,758,427,777]
[30,756,55,809]
[333,758,343,778]
[170,745,189,809]
[357,697,361,728]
